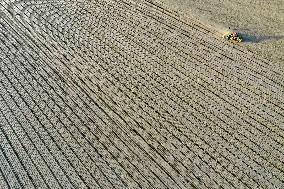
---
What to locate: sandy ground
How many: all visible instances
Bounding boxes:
[0,0,284,188]
[156,0,284,66]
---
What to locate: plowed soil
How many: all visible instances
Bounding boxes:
[0,0,283,188]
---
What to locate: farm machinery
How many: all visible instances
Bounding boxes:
[223,32,243,43]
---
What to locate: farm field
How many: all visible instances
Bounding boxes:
[0,0,284,188]
[156,0,284,66]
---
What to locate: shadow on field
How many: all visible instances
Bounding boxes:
[225,27,284,43]
[241,33,284,43]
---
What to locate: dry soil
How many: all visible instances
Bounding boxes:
[157,0,284,65]
[0,0,283,188]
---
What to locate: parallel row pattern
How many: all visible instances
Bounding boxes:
[0,0,283,188]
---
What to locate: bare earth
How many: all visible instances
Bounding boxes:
[0,0,284,188]
[157,0,284,65]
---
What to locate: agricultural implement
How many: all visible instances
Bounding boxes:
[223,32,243,43]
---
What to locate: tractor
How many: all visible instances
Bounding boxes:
[224,32,243,43]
